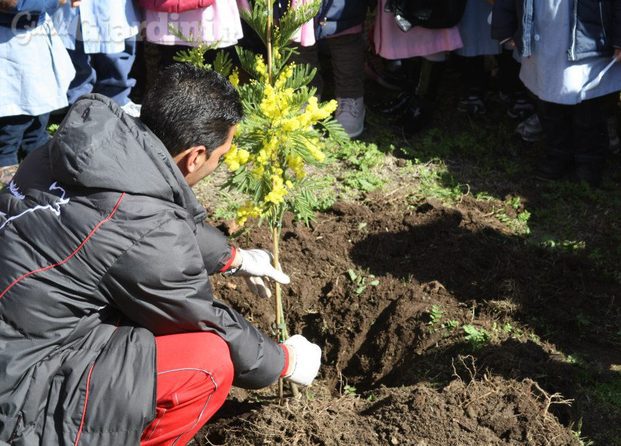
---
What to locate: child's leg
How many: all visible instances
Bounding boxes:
[0,114,48,185]
[0,114,49,167]
[604,92,620,154]
[497,49,534,120]
[572,96,608,186]
[328,33,365,101]
[537,99,573,180]
[0,116,28,168]
[328,32,366,138]
[66,37,97,105]
[290,43,323,98]
[456,55,486,115]
[140,332,234,446]
[400,54,446,134]
[92,36,138,106]
[18,113,50,161]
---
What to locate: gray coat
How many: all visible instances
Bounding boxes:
[0,95,284,445]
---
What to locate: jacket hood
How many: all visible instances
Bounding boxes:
[49,94,206,221]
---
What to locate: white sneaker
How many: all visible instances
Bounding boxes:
[336,97,365,138]
[121,100,142,118]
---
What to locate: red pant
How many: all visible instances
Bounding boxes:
[140,332,234,446]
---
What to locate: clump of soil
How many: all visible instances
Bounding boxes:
[201,376,578,446]
[198,197,619,445]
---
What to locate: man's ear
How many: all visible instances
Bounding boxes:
[174,146,207,176]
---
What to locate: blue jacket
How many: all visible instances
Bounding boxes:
[492,0,621,61]
[0,0,58,27]
[53,0,141,54]
[0,0,75,117]
[315,0,372,39]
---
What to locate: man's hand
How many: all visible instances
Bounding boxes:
[230,248,290,299]
[615,48,621,63]
[282,335,321,386]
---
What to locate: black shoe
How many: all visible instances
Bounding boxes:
[375,92,412,116]
[535,157,572,181]
[574,163,603,187]
[500,92,535,120]
[457,94,487,115]
[401,97,432,134]
[365,60,409,91]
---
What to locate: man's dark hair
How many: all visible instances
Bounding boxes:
[140,63,243,156]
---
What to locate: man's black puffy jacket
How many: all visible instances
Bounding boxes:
[0,95,284,445]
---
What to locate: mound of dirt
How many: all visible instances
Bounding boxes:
[201,376,578,446]
[199,197,618,444]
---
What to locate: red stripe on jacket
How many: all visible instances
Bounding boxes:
[0,193,125,300]
[73,362,96,446]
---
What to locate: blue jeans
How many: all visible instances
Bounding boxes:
[0,114,50,167]
[67,36,137,106]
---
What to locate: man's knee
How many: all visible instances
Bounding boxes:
[195,332,234,396]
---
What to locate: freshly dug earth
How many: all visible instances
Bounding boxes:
[196,196,620,445]
[200,377,577,446]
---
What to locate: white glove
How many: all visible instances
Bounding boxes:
[282,335,321,386]
[233,249,290,299]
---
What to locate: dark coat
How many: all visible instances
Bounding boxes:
[315,0,372,39]
[0,95,284,445]
[492,0,621,61]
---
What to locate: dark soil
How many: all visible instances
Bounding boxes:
[196,196,620,445]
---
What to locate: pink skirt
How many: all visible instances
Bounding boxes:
[237,0,316,47]
[373,0,463,59]
[145,0,245,47]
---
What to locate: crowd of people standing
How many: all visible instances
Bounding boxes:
[0,0,619,185]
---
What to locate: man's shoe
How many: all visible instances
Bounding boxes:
[0,164,19,188]
[336,97,365,138]
[516,113,543,143]
[121,100,142,118]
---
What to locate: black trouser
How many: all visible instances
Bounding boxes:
[496,49,525,97]
[456,55,486,95]
[0,114,50,167]
[456,50,527,98]
[538,96,608,167]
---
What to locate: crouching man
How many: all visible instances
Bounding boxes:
[0,63,321,446]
